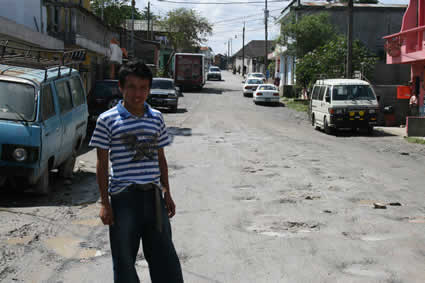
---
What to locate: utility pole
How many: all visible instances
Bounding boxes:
[228,40,230,70]
[264,0,268,76]
[242,21,245,76]
[346,0,353,79]
[147,2,151,40]
[131,0,135,58]
[101,0,104,21]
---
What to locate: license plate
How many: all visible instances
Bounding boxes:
[265,98,271,102]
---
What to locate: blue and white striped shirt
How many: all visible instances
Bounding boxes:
[89,101,171,195]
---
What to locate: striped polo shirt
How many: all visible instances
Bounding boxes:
[89,101,171,195]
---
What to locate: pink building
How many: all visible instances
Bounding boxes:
[384,0,425,116]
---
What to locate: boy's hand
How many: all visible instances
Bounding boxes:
[100,203,114,225]
[164,192,176,218]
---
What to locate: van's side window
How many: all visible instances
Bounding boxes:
[55,81,73,114]
[69,77,85,106]
[318,86,326,101]
[312,87,319,100]
[41,84,56,120]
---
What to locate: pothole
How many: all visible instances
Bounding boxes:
[6,235,33,245]
[44,236,105,259]
[343,264,388,278]
[233,195,258,202]
[232,185,255,191]
[246,220,320,238]
[72,218,102,226]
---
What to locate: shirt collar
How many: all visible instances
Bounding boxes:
[117,100,154,119]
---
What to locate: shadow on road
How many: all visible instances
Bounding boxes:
[332,129,397,138]
[201,87,237,95]
[161,108,188,114]
[0,170,98,208]
[254,102,285,107]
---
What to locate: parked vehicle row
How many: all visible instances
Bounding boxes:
[242,78,280,105]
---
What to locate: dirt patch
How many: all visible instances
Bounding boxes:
[247,219,321,238]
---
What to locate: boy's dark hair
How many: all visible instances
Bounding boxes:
[118,60,153,88]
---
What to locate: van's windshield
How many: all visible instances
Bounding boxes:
[0,81,36,121]
[332,85,375,101]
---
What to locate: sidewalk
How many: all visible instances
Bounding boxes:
[374,126,407,137]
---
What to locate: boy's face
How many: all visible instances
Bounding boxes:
[119,74,150,107]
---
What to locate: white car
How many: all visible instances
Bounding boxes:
[253,84,280,104]
[207,66,222,81]
[243,78,263,97]
[247,72,266,82]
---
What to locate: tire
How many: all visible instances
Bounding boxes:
[170,106,178,113]
[35,167,50,196]
[59,151,76,179]
[366,126,374,135]
[324,117,332,134]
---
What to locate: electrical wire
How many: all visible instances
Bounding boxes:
[157,0,288,5]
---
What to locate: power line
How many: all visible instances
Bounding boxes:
[211,8,282,24]
[158,0,288,4]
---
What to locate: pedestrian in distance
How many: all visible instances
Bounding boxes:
[409,93,419,116]
[90,61,184,283]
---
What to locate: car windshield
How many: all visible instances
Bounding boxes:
[210,67,220,72]
[332,85,375,101]
[0,81,36,121]
[251,74,264,78]
[94,81,121,97]
[247,79,263,85]
[152,80,174,90]
[258,85,276,91]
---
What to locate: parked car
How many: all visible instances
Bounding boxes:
[0,64,88,195]
[310,79,379,134]
[147,78,179,112]
[247,72,266,82]
[207,66,222,81]
[88,80,121,121]
[253,84,280,104]
[243,78,263,97]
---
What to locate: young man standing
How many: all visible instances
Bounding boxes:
[89,61,184,283]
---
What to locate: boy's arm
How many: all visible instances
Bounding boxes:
[158,148,176,218]
[97,148,114,225]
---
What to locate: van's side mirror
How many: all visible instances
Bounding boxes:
[325,95,331,103]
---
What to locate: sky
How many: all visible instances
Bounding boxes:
[134,0,409,56]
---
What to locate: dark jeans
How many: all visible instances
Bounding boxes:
[110,188,184,283]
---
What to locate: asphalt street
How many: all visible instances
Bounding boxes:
[1,71,425,283]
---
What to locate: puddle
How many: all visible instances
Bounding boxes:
[6,235,33,245]
[343,264,388,278]
[44,236,105,259]
[72,218,103,227]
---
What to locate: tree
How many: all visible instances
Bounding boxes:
[90,0,143,27]
[161,8,212,52]
[278,12,336,58]
[295,36,378,90]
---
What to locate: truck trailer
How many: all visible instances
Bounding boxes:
[173,53,205,90]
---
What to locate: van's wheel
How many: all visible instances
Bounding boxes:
[366,126,374,135]
[312,115,319,130]
[35,167,50,196]
[170,106,178,113]
[59,151,76,179]
[324,117,332,134]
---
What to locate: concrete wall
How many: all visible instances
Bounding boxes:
[0,16,64,50]
[0,0,47,33]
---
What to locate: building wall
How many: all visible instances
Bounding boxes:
[0,0,47,33]
[293,7,409,84]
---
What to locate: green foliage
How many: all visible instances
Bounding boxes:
[278,12,336,58]
[295,36,378,89]
[160,8,212,52]
[90,0,143,27]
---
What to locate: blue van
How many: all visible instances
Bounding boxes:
[0,64,88,194]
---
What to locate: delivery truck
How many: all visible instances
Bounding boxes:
[173,53,205,90]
